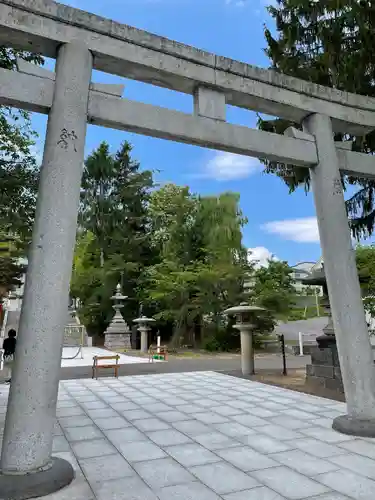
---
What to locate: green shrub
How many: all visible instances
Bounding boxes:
[203,336,222,352]
[202,325,240,352]
[288,310,305,321]
[286,307,327,322]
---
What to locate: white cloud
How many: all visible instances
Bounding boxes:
[248,246,279,268]
[226,0,275,8]
[204,152,261,181]
[262,217,320,243]
[260,0,277,6]
[225,0,246,6]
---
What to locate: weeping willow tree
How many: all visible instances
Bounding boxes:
[260,0,375,239]
[144,185,249,346]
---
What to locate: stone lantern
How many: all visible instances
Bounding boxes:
[104,284,131,350]
[133,315,156,353]
[302,267,335,348]
[302,265,370,392]
[224,303,266,376]
[302,265,370,348]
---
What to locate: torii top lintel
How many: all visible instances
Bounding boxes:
[1,0,375,135]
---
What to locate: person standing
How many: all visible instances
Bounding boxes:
[2,329,16,383]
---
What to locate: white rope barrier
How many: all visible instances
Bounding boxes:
[61,345,83,360]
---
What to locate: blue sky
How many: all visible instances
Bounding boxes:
[30,0,322,267]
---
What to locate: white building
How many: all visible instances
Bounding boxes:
[244,255,324,298]
[290,258,323,294]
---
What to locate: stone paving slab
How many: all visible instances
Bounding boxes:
[2,371,375,498]
[61,347,163,368]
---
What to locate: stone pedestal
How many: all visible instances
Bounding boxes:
[140,328,149,354]
[240,330,254,376]
[104,333,131,350]
[104,284,130,351]
[306,345,343,393]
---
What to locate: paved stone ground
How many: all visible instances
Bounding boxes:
[2,371,375,499]
[61,347,162,368]
[59,354,310,380]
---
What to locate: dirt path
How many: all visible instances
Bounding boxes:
[225,368,345,402]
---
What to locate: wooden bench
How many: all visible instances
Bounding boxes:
[92,355,120,379]
[148,345,168,362]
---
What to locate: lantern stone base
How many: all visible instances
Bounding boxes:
[104,333,131,350]
[306,345,344,393]
[140,330,150,353]
[240,330,254,376]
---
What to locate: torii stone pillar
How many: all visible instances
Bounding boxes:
[0,42,92,498]
[304,113,375,437]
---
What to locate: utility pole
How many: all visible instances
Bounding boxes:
[315,287,320,317]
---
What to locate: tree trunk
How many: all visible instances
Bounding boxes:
[193,316,202,347]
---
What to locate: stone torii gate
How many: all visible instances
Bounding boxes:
[1,0,375,497]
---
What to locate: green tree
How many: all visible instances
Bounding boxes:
[0,48,43,241]
[0,257,25,299]
[355,244,375,322]
[71,141,155,336]
[79,142,115,267]
[0,233,26,300]
[192,193,249,323]
[148,184,198,263]
[0,48,43,298]
[144,186,249,346]
[70,232,114,336]
[260,0,375,239]
[145,260,198,339]
[250,260,296,315]
[144,185,201,345]
[195,192,247,264]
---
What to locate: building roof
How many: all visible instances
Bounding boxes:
[292,258,324,273]
[291,262,316,272]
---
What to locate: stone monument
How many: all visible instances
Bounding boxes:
[224,303,266,376]
[104,284,131,350]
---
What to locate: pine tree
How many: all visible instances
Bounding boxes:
[144,186,249,346]
[72,141,154,335]
[261,0,375,238]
